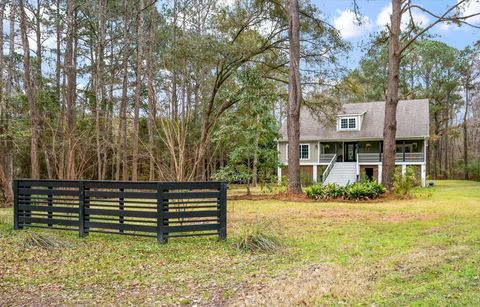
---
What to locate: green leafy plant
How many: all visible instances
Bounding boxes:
[467,161,480,181]
[393,166,419,196]
[305,181,385,200]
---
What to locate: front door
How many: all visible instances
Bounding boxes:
[344,142,357,162]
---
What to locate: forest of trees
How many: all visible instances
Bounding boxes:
[0,0,479,203]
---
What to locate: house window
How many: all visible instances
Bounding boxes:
[348,118,356,129]
[286,144,310,160]
[300,144,309,160]
[338,117,357,131]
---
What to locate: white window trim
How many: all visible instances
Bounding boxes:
[286,143,311,160]
[338,116,358,131]
[300,143,310,160]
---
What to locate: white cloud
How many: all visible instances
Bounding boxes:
[333,9,373,39]
[376,4,430,30]
[440,0,480,31]
[459,0,480,24]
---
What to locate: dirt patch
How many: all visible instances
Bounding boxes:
[230,206,437,225]
[224,263,372,306]
[308,210,436,223]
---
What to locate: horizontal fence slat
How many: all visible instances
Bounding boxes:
[84,181,158,189]
[167,232,219,238]
[88,229,156,238]
[164,210,219,219]
[18,188,79,197]
[85,221,156,233]
[165,223,221,233]
[85,208,157,218]
[18,217,79,226]
[159,182,222,190]
[18,205,78,213]
[164,191,220,199]
[17,180,81,188]
[85,190,157,199]
[18,200,79,206]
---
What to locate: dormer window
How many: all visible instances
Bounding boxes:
[338,116,358,131]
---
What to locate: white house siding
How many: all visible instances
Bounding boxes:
[278,141,319,164]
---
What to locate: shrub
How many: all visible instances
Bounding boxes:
[393,166,419,196]
[467,161,480,181]
[305,181,385,200]
[233,221,282,253]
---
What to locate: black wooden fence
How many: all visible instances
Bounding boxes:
[13,180,227,243]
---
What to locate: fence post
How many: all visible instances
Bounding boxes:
[48,186,53,227]
[218,182,227,240]
[119,188,125,233]
[79,181,87,238]
[156,183,168,244]
[13,180,21,230]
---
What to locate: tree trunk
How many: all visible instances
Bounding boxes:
[132,0,144,181]
[0,2,4,125]
[5,2,15,202]
[146,7,157,181]
[95,0,106,180]
[64,0,76,180]
[381,0,402,191]
[19,0,40,179]
[119,0,130,180]
[252,115,259,187]
[55,0,61,104]
[463,88,469,180]
[0,3,13,205]
[35,0,43,90]
[286,0,302,195]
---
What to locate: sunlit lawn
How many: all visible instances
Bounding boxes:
[0,180,479,305]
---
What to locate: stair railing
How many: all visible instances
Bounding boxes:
[322,154,337,183]
[356,153,360,182]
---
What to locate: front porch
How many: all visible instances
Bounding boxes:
[278,139,427,187]
[319,140,426,164]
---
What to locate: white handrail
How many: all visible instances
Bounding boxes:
[322,154,337,183]
[356,153,360,181]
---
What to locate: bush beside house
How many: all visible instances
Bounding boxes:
[305,181,386,200]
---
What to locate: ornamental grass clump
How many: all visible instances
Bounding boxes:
[233,221,282,253]
[22,232,69,249]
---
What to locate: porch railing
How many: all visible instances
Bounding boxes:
[358,152,424,163]
[319,153,336,164]
[321,154,337,183]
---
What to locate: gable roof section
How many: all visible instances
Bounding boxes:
[279,99,429,141]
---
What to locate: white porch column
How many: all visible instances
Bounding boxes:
[277,167,282,184]
[378,165,382,184]
[401,164,406,177]
[313,165,317,183]
[421,164,426,187]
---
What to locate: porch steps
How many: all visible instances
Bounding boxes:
[323,162,357,186]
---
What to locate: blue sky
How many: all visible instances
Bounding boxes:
[314,0,480,68]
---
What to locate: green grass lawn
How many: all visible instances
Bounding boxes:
[1,180,479,305]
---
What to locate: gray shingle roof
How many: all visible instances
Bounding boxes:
[279,99,430,141]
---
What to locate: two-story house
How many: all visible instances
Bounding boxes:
[278,99,429,186]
